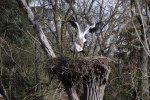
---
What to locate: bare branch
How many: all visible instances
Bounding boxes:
[16,0,56,58]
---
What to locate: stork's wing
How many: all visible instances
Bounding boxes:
[89,22,101,33]
[68,17,77,29]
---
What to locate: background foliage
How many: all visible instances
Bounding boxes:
[0,0,150,100]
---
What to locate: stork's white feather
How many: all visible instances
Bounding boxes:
[70,42,83,52]
[75,22,82,34]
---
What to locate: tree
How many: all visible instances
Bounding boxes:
[16,0,56,58]
[130,0,149,99]
[1,0,150,99]
[16,1,111,100]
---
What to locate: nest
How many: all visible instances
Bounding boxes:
[46,56,111,99]
[46,56,110,84]
[46,56,109,74]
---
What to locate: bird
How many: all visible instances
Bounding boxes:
[69,17,101,55]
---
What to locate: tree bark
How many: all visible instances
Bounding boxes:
[34,35,41,99]
[16,0,56,58]
[65,86,79,100]
[83,69,110,100]
[0,39,9,100]
[140,48,149,100]
[54,0,62,52]
[133,1,150,99]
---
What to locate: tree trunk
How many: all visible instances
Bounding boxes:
[88,33,96,56]
[134,1,150,99]
[34,35,41,99]
[0,39,9,100]
[65,86,79,100]
[54,0,62,52]
[83,77,106,100]
[16,0,56,58]
[140,45,149,100]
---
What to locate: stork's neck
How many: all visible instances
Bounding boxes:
[75,22,82,34]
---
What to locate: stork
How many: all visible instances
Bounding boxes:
[69,17,100,56]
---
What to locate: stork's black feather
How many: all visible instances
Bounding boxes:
[89,22,101,33]
[68,17,77,29]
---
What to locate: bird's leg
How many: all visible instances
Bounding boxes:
[75,49,78,58]
[83,50,88,57]
[77,52,80,57]
[72,51,75,57]
[79,50,86,57]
